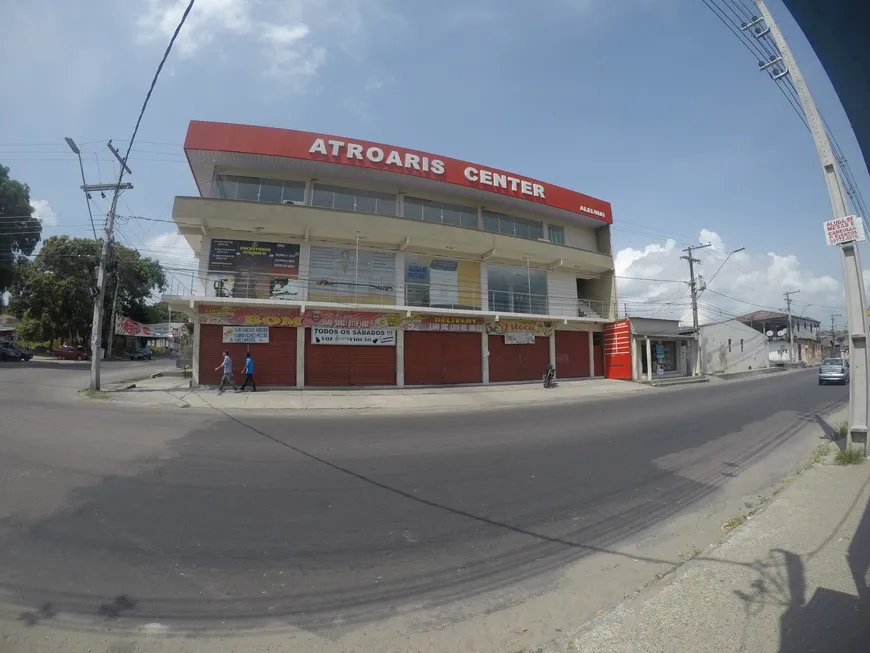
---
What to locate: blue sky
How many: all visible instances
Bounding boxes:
[2,0,868,324]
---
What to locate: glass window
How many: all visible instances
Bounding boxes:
[214,174,238,199]
[354,189,378,214]
[548,225,565,245]
[529,221,544,240]
[258,179,283,204]
[513,219,530,239]
[375,194,396,216]
[235,176,260,202]
[483,211,500,233]
[487,264,548,315]
[422,200,442,222]
[281,181,306,204]
[312,184,396,215]
[441,204,462,226]
[461,207,478,228]
[312,186,334,208]
[403,196,423,220]
[333,188,356,211]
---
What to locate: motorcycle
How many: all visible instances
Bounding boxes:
[543,364,556,388]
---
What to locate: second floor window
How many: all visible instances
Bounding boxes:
[548,225,565,245]
[482,210,544,240]
[403,197,478,228]
[213,174,305,204]
[312,184,397,216]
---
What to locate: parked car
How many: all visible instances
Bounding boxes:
[0,343,24,362]
[130,347,153,361]
[0,341,32,361]
[819,357,850,385]
[55,345,90,361]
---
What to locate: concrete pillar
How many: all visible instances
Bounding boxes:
[631,336,638,380]
[481,329,490,384]
[646,337,653,381]
[298,243,311,302]
[588,330,595,377]
[296,326,305,388]
[479,262,489,311]
[396,327,405,387]
[394,251,405,307]
[549,331,556,370]
[192,320,201,386]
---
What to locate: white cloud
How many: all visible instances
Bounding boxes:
[31,199,58,227]
[144,231,197,294]
[137,0,379,91]
[615,229,852,326]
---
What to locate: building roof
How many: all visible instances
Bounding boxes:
[737,310,821,325]
[0,314,19,332]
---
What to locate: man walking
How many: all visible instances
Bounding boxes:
[240,353,256,392]
[215,350,239,393]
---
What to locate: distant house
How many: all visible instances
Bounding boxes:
[737,310,822,365]
[694,319,770,375]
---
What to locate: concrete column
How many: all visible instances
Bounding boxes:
[296,326,305,388]
[298,242,311,302]
[479,262,489,311]
[588,330,595,377]
[631,336,638,380]
[192,320,201,386]
[645,337,653,381]
[396,327,405,387]
[549,331,556,370]
[481,329,490,384]
[197,236,211,296]
[394,251,405,307]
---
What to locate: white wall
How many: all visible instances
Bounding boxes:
[547,270,578,317]
[700,320,770,374]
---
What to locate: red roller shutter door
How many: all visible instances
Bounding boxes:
[404,332,482,385]
[488,335,550,383]
[305,328,396,386]
[199,324,296,387]
[555,331,590,379]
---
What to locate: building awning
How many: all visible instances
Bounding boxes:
[173,196,614,275]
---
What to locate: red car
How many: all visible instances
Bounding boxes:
[55,345,90,361]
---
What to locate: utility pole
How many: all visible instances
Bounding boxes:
[784,289,800,363]
[106,264,121,360]
[753,0,870,454]
[681,243,711,375]
[84,141,132,391]
[830,313,840,357]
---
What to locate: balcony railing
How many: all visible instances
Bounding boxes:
[171,269,616,319]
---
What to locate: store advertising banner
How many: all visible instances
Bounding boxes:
[504,332,536,345]
[222,326,269,343]
[402,315,484,332]
[307,246,396,305]
[486,320,553,336]
[208,239,301,301]
[311,327,397,346]
[198,305,401,328]
[115,316,181,338]
[405,254,481,310]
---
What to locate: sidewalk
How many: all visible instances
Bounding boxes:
[551,450,870,653]
[98,376,652,412]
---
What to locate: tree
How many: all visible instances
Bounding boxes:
[139,301,190,325]
[0,164,42,300]
[9,236,166,347]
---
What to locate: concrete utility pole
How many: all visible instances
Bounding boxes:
[753,0,870,454]
[830,313,841,357]
[681,243,711,375]
[106,264,121,360]
[784,289,800,363]
[84,141,133,391]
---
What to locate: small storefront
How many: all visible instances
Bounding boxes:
[628,317,695,381]
[404,316,483,385]
[486,320,552,383]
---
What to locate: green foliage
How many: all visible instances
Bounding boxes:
[0,164,42,297]
[139,301,190,325]
[8,236,166,347]
[835,447,864,466]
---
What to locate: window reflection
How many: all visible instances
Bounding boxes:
[487,264,548,315]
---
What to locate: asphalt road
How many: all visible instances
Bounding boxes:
[0,364,847,635]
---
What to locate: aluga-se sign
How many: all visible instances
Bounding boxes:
[309,138,547,199]
[824,215,867,246]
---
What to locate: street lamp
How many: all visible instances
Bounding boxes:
[64,137,98,240]
[698,247,745,297]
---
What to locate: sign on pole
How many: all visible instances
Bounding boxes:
[824,215,866,246]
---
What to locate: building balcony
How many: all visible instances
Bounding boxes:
[172,196,614,274]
